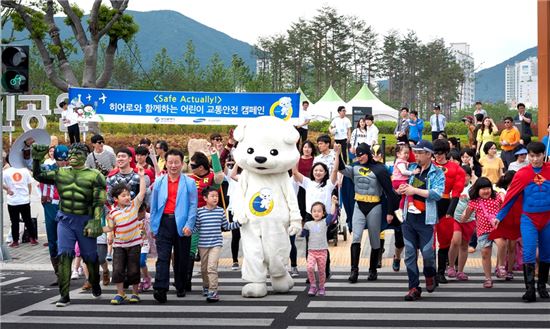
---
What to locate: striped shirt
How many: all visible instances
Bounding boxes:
[194,206,240,248]
[108,199,143,248]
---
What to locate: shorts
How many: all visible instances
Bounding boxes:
[112,245,141,285]
[140,253,148,268]
[453,220,476,242]
[477,233,493,249]
[97,243,107,264]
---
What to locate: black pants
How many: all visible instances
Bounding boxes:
[432,131,444,141]
[67,124,80,144]
[501,150,515,171]
[297,127,308,146]
[153,215,191,292]
[335,139,348,163]
[289,235,297,267]
[8,203,35,242]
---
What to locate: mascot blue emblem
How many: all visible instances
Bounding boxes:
[249,188,274,217]
[269,96,293,121]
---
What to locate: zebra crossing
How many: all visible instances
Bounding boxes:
[2,269,550,328]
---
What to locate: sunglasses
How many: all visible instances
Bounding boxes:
[190,163,200,169]
[213,138,222,142]
[504,121,511,123]
[96,141,104,144]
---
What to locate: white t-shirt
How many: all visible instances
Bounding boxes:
[365,124,379,146]
[3,167,32,206]
[314,150,336,175]
[350,128,368,149]
[299,176,335,216]
[330,117,351,140]
[298,109,312,129]
[61,108,79,127]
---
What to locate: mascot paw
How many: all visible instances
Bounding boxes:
[235,216,248,225]
[271,272,294,293]
[242,283,268,298]
[288,224,301,237]
[83,219,103,238]
[31,144,49,160]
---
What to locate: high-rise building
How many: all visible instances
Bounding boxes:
[505,57,538,108]
[450,43,475,110]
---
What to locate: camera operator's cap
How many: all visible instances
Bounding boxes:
[54,145,69,161]
[411,140,434,153]
[514,148,528,156]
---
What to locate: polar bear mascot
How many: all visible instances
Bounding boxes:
[232,116,302,297]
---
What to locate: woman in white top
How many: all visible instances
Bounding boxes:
[350,118,368,155]
[365,114,379,146]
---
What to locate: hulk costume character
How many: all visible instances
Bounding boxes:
[32,143,106,307]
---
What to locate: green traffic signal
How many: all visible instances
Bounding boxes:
[1,45,29,94]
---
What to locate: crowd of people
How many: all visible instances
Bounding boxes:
[3,99,550,306]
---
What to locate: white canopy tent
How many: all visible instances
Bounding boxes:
[346,84,398,122]
[308,85,346,121]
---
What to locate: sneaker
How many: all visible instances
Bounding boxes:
[404,287,422,301]
[468,246,476,253]
[436,272,448,284]
[8,241,19,248]
[102,270,110,286]
[506,271,514,281]
[307,286,318,296]
[447,266,457,278]
[483,278,493,288]
[496,266,506,279]
[128,294,141,303]
[392,256,401,272]
[318,287,326,296]
[81,281,92,291]
[110,294,128,305]
[425,276,436,293]
[55,295,70,307]
[456,272,469,281]
[71,270,79,280]
[206,291,220,303]
[231,262,240,271]
[394,209,404,223]
[202,287,209,297]
[290,267,300,277]
[106,253,113,262]
[408,204,421,214]
[153,289,167,304]
[176,289,186,298]
[77,266,84,276]
[91,283,102,298]
[29,238,38,246]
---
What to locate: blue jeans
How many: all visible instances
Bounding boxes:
[43,202,59,258]
[403,213,436,289]
[153,215,191,292]
[56,211,98,263]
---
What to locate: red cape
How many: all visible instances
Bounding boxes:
[489,163,550,240]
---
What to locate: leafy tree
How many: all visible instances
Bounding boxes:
[2,0,138,91]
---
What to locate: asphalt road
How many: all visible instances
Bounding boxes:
[2,268,550,329]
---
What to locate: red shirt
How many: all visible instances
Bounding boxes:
[163,175,180,214]
[298,157,314,176]
[433,160,465,199]
[189,171,215,208]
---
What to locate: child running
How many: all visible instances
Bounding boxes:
[104,165,146,304]
[302,196,338,297]
[194,187,242,302]
[137,204,155,292]
[461,177,503,288]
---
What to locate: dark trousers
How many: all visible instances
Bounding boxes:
[154,215,191,292]
[431,131,444,141]
[112,245,141,285]
[297,127,308,146]
[335,139,348,163]
[501,150,515,171]
[8,203,35,242]
[289,235,297,267]
[67,123,80,144]
[228,210,241,263]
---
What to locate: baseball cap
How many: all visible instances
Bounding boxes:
[514,148,528,156]
[411,140,434,153]
[54,145,69,161]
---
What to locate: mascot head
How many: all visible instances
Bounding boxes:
[233,116,299,174]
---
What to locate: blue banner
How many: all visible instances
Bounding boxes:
[67,87,300,125]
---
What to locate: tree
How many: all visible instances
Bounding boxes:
[2,0,138,91]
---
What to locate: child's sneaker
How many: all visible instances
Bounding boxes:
[394,209,403,223]
[307,286,318,296]
[290,267,300,277]
[456,272,469,281]
[231,262,239,271]
[110,294,127,305]
[206,291,219,303]
[77,266,84,277]
[202,287,209,297]
[128,294,141,303]
[446,266,457,278]
[408,204,421,214]
[317,287,326,296]
[71,270,80,280]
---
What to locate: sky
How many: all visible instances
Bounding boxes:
[77,0,537,71]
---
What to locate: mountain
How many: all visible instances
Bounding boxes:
[3,10,257,71]
[475,46,537,103]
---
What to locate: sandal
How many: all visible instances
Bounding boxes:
[483,278,493,288]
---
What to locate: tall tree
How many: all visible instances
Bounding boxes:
[2,0,138,91]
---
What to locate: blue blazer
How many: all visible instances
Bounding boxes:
[150,173,198,237]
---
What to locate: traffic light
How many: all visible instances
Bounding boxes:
[1,45,29,94]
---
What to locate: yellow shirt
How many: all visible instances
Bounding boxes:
[480,156,504,184]
[499,127,520,151]
[477,128,498,158]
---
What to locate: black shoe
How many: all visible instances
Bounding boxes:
[185,282,192,292]
[392,256,401,272]
[523,263,537,302]
[56,295,71,307]
[404,287,422,301]
[176,289,186,298]
[154,289,167,303]
[348,269,359,283]
[436,273,448,284]
[367,270,377,281]
[91,283,101,298]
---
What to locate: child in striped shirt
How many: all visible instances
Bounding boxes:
[194,187,242,302]
[104,165,146,305]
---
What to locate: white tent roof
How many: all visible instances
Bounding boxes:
[308,85,346,121]
[346,84,398,122]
